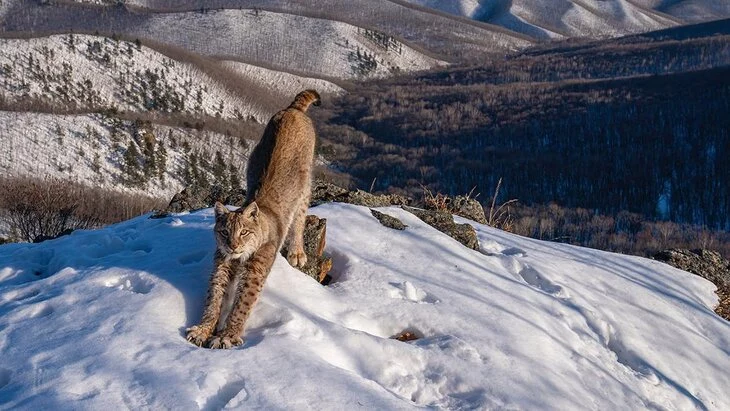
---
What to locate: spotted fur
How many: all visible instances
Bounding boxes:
[186,90,320,349]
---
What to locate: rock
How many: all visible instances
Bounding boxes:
[654,249,730,321]
[311,180,411,208]
[392,330,420,342]
[450,195,488,224]
[370,209,407,230]
[152,185,247,218]
[654,249,730,287]
[402,206,479,250]
[424,193,487,224]
[33,228,74,243]
[310,180,349,205]
[281,215,333,283]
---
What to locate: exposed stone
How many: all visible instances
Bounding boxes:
[33,228,74,243]
[654,249,730,321]
[423,193,487,224]
[450,195,488,224]
[281,215,333,283]
[310,180,349,205]
[402,206,479,250]
[371,209,407,230]
[151,185,247,218]
[392,331,420,342]
[311,180,411,208]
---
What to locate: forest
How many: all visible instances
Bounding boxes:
[314,23,730,231]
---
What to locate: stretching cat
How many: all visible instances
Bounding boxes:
[186,89,321,349]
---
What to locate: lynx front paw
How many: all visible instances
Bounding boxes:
[287,249,308,268]
[186,325,213,347]
[208,335,244,349]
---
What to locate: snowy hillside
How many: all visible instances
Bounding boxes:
[0,34,271,122]
[2,6,446,80]
[220,60,343,102]
[405,0,685,39]
[132,9,445,80]
[0,111,251,199]
[0,203,727,409]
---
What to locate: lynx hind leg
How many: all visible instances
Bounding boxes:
[286,198,308,268]
[209,243,277,349]
[186,258,235,346]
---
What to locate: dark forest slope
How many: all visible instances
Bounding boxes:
[314,20,730,229]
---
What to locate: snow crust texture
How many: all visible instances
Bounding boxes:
[0,203,728,410]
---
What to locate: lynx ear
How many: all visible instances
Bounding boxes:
[214,202,229,217]
[240,201,259,221]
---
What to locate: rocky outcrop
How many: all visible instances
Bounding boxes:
[281,215,333,284]
[449,195,488,224]
[152,185,246,217]
[402,206,479,250]
[654,249,730,321]
[311,180,410,208]
[424,193,487,224]
[371,209,407,230]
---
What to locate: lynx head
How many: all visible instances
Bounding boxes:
[214,202,263,260]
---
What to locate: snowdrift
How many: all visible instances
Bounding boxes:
[0,203,728,409]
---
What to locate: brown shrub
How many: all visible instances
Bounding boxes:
[0,176,165,242]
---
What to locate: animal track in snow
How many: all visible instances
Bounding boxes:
[128,240,153,254]
[103,274,154,294]
[517,266,567,297]
[199,376,248,411]
[415,335,485,364]
[178,250,209,265]
[501,247,526,257]
[0,367,11,389]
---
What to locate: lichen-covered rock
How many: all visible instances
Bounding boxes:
[282,215,333,283]
[402,206,479,250]
[152,185,247,217]
[310,180,349,205]
[654,249,730,321]
[450,195,488,224]
[311,180,411,208]
[371,209,407,230]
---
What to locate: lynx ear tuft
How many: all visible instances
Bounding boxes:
[214,202,229,217]
[240,201,259,221]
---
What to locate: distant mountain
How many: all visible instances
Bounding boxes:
[404,0,730,39]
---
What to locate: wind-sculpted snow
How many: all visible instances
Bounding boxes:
[0,203,728,409]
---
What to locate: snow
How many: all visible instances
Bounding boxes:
[0,111,251,199]
[220,60,344,98]
[0,202,728,409]
[132,9,444,80]
[404,0,679,38]
[0,34,269,122]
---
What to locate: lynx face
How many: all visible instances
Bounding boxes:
[214,202,263,260]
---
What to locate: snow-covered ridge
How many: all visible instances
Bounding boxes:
[0,34,270,122]
[220,60,343,99]
[404,0,688,39]
[0,203,727,409]
[132,9,445,80]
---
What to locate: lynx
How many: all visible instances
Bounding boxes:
[186,90,321,349]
